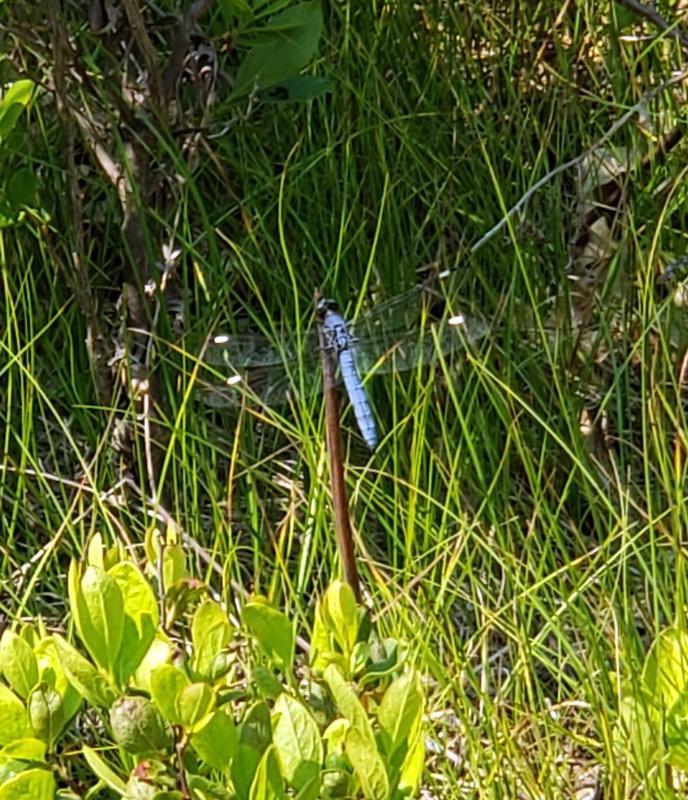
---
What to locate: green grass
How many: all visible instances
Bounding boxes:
[3,0,688,796]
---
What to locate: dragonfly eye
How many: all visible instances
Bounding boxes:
[316,297,339,315]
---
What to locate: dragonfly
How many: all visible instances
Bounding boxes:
[200,271,490,447]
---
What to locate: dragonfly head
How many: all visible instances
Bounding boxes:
[315,297,339,318]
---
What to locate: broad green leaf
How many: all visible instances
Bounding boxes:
[28,683,64,750]
[150,664,189,724]
[191,602,232,680]
[176,682,215,730]
[69,563,124,677]
[262,74,333,103]
[309,603,336,674]
[0,80,34,109]
[0,683,32,744]
[0,738,46,762]
[249,745,285,800]
[294,774,320,800]
[666,690,688,770]
[33,637,82,723]
[643,626,688,711]
[82,744,127,795]
[0,766,55,799]
[271,693,322,790]
[187,773,233,799]
[345,727,388,800]
[0,630,38,699]
[86,533,105,568]
[0,79,34,140]
[322,718,349,752]
[109,562,158,684]
[52,633,117,709]
[242,600,294,672]
[253,666,283,700]
[132,634,173,695]
[233,702,272,800]
[163,543,188,589]
[397,725,424,795]
[613,691,659,774]
[190,708,238,770]
[323,664,375,745]
[377,670,423,762]
[218,0,252,25]
[321,581,358,660]
[234,2,323,94]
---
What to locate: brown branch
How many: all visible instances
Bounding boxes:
[317,297,362,604]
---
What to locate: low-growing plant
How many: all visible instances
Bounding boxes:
[0,534,424,799]
[614,625,688,789]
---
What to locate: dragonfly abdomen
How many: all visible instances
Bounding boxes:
[338,348,378,449]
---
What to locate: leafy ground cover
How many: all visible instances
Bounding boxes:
[3,1,688,797]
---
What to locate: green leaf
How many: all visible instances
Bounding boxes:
[27,683,64,750]
[321,581,359,660]
[0,630,39,699]
[33,637,82,723]
[0,738,46,762]
[164,543,188,588]
[6,168,38,209]
[132,635,173,695]
[242,599,294,672]
[233,702,272,800]
[176,682,215,730]
[665,689,688,770]
[0,683,33,745]
[0,766,56,799]
[345,726,389,800]
[150,664,189,724]
[249,745,285,800]
[52,633,117,709]
[262,74,333,103]
[191,602,232,680]
[253,666,283,700]
[309,602,334,674]
[294,775,320,800]
[0,80,35,140]
[397,727,424,796]
[69,563,124,678]
[82,744,127,795]
[190,708,238,770]
[377,670,423,765]
[323,664,375,745]
[234,1,323,95]
[218,0,252,26]
[613,691,659,774]
[271,694,322,791]
[642,626,688,711]
[108,562,158,684]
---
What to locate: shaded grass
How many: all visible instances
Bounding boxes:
[3,0,688,796]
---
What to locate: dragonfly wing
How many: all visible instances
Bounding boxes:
[202,329,323,406]
[352,310,489,375]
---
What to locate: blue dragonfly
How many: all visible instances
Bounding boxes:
[201,272,489,448]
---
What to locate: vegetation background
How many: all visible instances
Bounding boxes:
[3,0,688,796]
